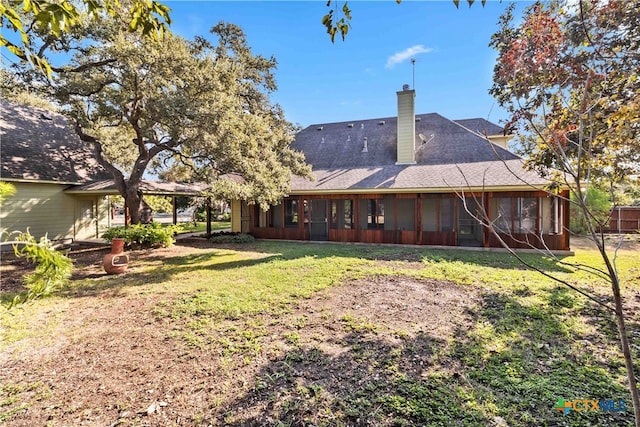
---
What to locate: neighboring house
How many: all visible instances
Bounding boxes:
[232,86,570,251]
[1,100,113,241]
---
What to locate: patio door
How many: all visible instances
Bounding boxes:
[457,199,483,247]
[309,199,328,241]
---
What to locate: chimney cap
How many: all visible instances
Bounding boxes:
[402,84,410,91]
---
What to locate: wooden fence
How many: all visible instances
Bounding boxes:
[603,207,640,233]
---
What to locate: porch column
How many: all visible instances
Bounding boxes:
[206,198,212,238]
[172,196,178,225]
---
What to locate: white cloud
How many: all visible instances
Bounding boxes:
[385,45,433,69]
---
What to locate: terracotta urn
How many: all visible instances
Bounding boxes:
[103,238,129,274]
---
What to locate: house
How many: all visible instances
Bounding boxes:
[0,101,203,241]
[231,86,570,251]
[1,100,114,241]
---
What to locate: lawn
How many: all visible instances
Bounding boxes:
[1,237,638,426]
[170,220,231,234]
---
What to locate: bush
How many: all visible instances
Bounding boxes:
[3,230,73,309]
[216,212,231,221]
[102,223,180,248]
[210,232,255,244]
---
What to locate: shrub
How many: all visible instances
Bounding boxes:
[102,223,180,248]
[216,212,231,221]
[210,232,255,244]
[3,230,73,309]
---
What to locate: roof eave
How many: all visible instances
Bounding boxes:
[1,177,85,186]
[288,184,564,195]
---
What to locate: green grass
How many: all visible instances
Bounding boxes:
[1,240,638,426]
[170,220,231,234]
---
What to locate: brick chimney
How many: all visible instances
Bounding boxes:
[396,84,416,164]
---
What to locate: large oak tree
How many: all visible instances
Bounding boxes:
[42,19,310,224]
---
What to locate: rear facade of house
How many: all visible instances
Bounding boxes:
[232,87,570,251]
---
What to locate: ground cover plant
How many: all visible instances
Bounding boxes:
[1,237,638,426]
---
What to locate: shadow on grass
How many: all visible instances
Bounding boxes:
[450,289,634,426]
[59,252,281,299]
[49,239,577,301]
[213,240,574,274]
[217,330,489,426]
[210,289,634,426]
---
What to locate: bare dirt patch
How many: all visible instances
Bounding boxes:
[0,240,479,426]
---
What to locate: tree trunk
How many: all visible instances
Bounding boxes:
[124,187,153,225]
[607,261,640,425]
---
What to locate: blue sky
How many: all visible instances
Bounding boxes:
[167,1,533,128]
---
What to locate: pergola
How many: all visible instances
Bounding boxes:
[65,179,221,237]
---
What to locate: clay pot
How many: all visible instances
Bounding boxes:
[103,238,129,274]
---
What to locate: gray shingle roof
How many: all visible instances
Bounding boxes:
[453,118,505,137]
[291,159,548,192]
[290,112,547,192]
[0,100,111,184]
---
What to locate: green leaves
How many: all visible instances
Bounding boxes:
[102,223,178,248]
[1,0,172,76]
[322,1,351,42]
[2,230,73,310]
[53,20,310,220]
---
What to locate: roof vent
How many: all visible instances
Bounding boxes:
[348,123,354,128]
[317,126,323,131]
[347,135,351,142]
[39,113,53,121]
[360,123,364,129]
[415,117,421,122]
[321,137,325,144]
[362,137,368,153]
[379,120,385,125]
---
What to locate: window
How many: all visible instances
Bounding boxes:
[254,205,263,228]
[493,197,538,234]
[330,199,353,229]
[285,199,298,227]
[421,198,454,232]
[81,200,95,220]
[517,197,537,233]
[396,199,415,231]
[495,198,513,233]
[367,199,384,229]
[271,203,283,228]
[440,198,454,232]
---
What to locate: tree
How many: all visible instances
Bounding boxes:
[1,0,171,75]
[34,19,309,224]
[488,1,640,423]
